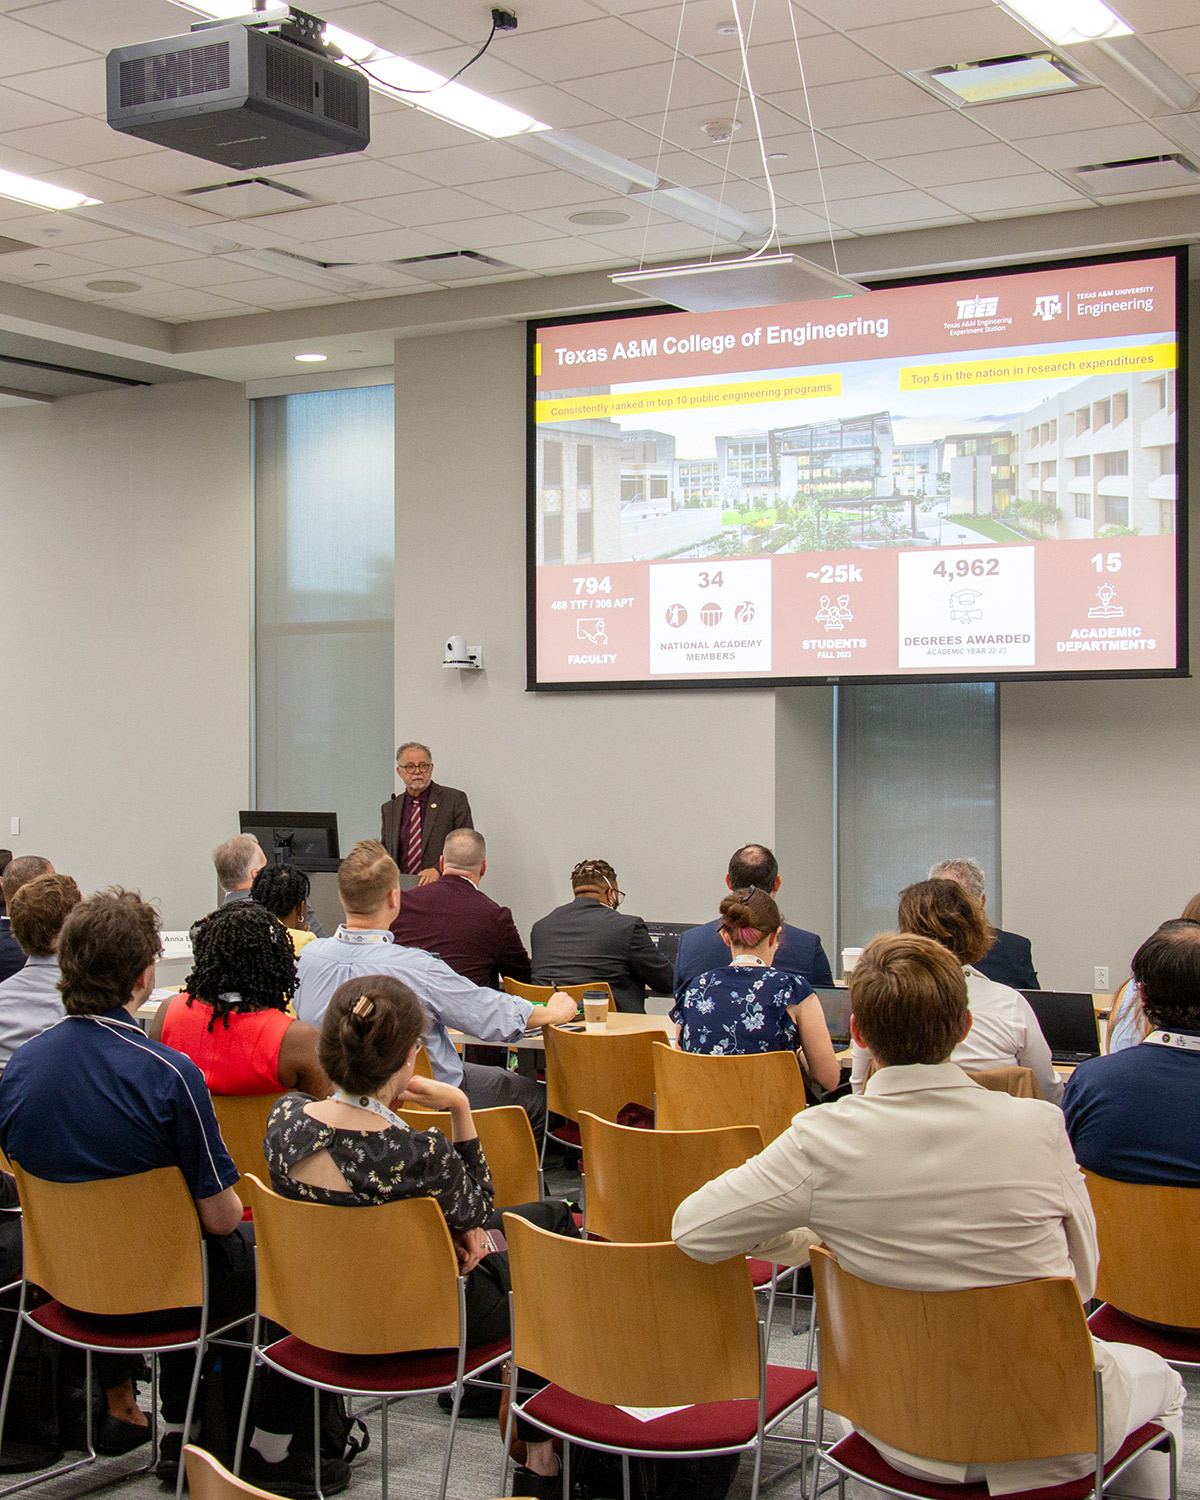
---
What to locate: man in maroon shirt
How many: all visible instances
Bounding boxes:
[390,829,531,989]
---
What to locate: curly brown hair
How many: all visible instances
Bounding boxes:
[897,878,994,967]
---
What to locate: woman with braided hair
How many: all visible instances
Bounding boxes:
[150,902,330,1097]
[250,862,316,955]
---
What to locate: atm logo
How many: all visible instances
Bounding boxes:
[956,296,999,319]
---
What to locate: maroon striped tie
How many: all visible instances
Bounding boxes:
[405,799,422,875]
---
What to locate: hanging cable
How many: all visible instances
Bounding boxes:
[786,0,841,277]
[345,18,497,95]
[728,0,778,260]
[638,0,688,271]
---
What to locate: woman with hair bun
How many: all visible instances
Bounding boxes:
[671,888,841,1091]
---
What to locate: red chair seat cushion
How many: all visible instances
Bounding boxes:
[31,1302,205,1352]
[263,1335,510,1393]
[827,1423,1169,1500]
[1088,1304,1200,1364]
[551,1123,581,1149]
[748,1259,776,1287]
[521,1364,816,1452]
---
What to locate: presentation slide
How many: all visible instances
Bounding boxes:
[528,250,1184,690]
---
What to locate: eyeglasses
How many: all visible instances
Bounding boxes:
[398,761,432,773]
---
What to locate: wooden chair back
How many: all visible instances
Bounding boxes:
[397,1105,540,1208]
[12,1163,204,1317]
[543,1025,656,1123]
[810,1246,1097,1463]
[504,978,615,1011]
[1084,1171,1200,1328]
[652,1043,805,1143]
[185,1444,276,1500]
[210,1094,281,1207]
[244,1174,461,1355]
[578,1112,762,1242]
[965,1066,1043,1099]
[504,1214,760,1408]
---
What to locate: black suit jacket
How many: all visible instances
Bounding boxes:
[380,781,473,871]
[975,926,1039,990]
[0,918,23,984]
[529,896,675,1014]
[390,873,531,990]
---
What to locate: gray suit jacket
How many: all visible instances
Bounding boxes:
[529,896,675,1013]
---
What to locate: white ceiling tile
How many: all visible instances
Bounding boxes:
[767,160,917,203]
[67,234,202,269]
[833,213,969,234]
[357,184,498,223]
[803,73,945,128]
[269,157,431,201]
[361,106,477,160]
[826,109,995,157]
[968,87,1142,139]
[4,57,106,114]
[709,34,893,94]
[1133,28,1200,73]
[0,14,95,76]
[883,141,1040,187]
[1112,0,1200,31]
[0,82,74,131]
[626,0,830,54]
[934,172,1087,212]
[10,0,188,51]
[800,0,991,24]
[848,10,1036,72]
[428,212,554,249]
[395,0,602,45]
[580,220,718,255]
[826,188,965,227]
[0,209,123,246]
[1028,121,1182,169]
[555,116,668,160]
[173,275,344,307]
[312,3,460,56]
[565,57,737,117]
[972,198,1092,220]
[479,236,619,270]
[236,203,398,241]
[388,138,551,186]
[629,147,740,188]
[490,83,610,131]
[293,224,463,262]
[463,173,622,212]
[675,132,864,180]
[0,139,60,177]
[386,47,542,99]
[144,255,279,289]
[0,114,162,167]
[83,151,248,194]
[108,287,253,317]
[31,267,180,299]
[36,164,146,201]
[0,244,107,279]
[490,17,676,81]
[628,97,813,154]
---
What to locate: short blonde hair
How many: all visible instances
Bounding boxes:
[337,839,399,916]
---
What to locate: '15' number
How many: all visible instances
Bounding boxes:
[1089,552,1122,573]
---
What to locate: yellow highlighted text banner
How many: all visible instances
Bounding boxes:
[900,343,1176,391]
[535,372,841,423]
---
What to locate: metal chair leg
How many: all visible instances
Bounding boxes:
[439,1381,462,1500]
[312,1386,324,1500]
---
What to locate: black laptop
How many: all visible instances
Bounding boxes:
[1021,991,1101,1066]
[644,921,697,970]
[814,987,853,1047]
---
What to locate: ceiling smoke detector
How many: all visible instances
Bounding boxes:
[701,118,742,144]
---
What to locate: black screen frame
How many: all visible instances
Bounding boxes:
[526,245,1188,694]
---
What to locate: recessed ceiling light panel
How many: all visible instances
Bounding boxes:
[294,352,328,362]
[995,0,1131,47]
[915,51,1085,106]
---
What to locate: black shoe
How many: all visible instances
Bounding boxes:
[97,1413,153,1455]
[241,1447,351,1499]
[510,1463,564,1499]
[438,1384,503,1418]
[155,1433,183,1486]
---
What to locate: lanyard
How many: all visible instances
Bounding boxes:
[330,1087,409,1129]
[335,928,392,945]
[1143,1030,1200,1053]
[730,956,768,967]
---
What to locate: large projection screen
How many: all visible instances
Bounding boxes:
[527,249,1186,691]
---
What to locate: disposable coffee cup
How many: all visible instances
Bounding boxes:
[583,993,609,1026]
[841,947,864,976]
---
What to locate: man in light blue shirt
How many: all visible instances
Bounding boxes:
[296,841,574,1132]
[0,872,81,1069]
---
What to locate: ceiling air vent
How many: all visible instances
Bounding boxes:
[177,177,319,217]
[391,251,518,282]
[1066,153,1200,194]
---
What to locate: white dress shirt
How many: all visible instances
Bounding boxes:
[673,1063,1182,1494]
[850,966,1063,1104]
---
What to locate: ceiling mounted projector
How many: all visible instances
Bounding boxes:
[610,253,866,313]
[106,8,369,171]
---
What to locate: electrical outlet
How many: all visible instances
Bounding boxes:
[1094,965,1110,992]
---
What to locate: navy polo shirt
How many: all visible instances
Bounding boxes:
[0,1007,237,1200]
[1063,1035,1200,1186]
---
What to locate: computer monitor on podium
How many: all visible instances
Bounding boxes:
[239,811,339,873]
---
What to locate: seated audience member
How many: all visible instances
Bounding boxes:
[150,902,329,1098]
[295,841,574,1133]
[0,890,336,1494]
[671,887,840,1091]
[674,844,833,991]
[1066,918,1200,1184]
[1105,893,1200,1054]
[0,849,9,908]
[531,858,673,1013]
[851,878,1061,1104]
[251,863,317,956]
[391,830,531,989]
[267,974,573,1482]
[0,874,80,1068]
[0,854,53,984]
[673,932,1184,1497]
[214,834,267,906]
[929,856,1039,990]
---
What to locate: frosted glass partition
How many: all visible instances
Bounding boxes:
[836,682,1000,967]
[254,385,395,852]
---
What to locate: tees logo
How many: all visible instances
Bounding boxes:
[1034,294,1063,322]
[956,295,999,319]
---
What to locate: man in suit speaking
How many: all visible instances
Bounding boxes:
[381,741,473,886]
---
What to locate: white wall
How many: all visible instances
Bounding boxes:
[0,378,251,930]
[394,324,777,938]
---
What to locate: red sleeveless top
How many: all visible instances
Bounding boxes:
[161,995,291,1095]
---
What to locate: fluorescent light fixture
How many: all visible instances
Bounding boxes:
[0,169,98,212]
[923,52,1082,105]
[70,202,238,252]
[635,184,759,244]
[224,248,368,292]
[995,0,1131,46]
[514,130,660,194]
[1095,34,1200,111]
[610,254,866,314]
[295,352,327,362]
